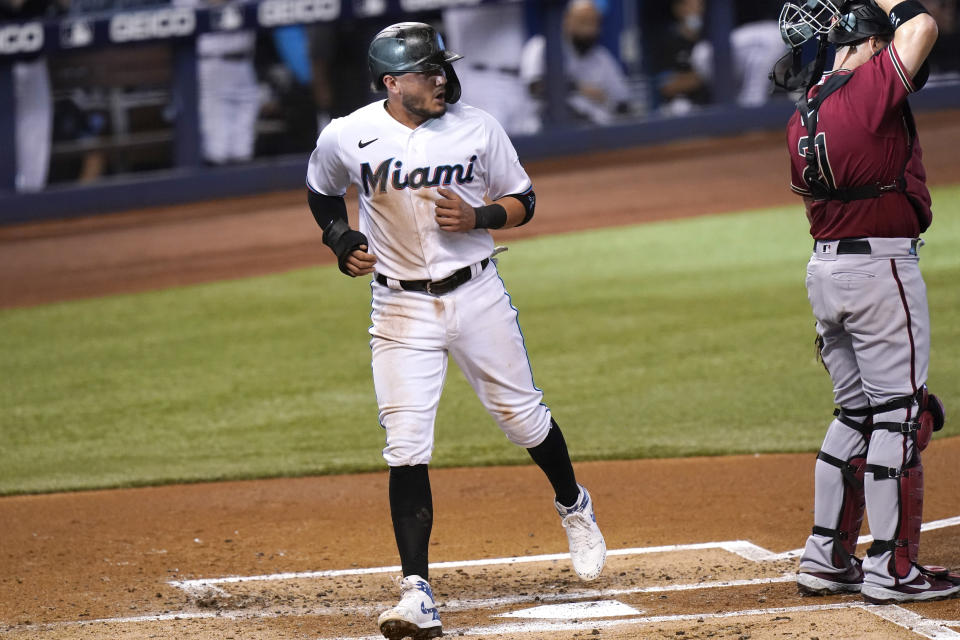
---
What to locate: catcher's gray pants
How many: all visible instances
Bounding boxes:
[799,238,928,587]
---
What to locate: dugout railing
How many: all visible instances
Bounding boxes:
[1,0,958,223]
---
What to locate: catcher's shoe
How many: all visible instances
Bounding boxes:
[556,484,606,581]
[797,558,863,595]
[861,566,960,604]
[378,575,442,640]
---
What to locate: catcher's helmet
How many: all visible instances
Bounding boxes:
[829,1,894,45]
[368,22,463,103]
[772,0,893,92]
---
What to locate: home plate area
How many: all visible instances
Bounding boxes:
[165,533,960,640]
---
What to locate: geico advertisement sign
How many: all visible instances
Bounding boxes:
[400,0,481,9]
[110,8,196,42]
[0,22,43,55]
[258,0,339,26]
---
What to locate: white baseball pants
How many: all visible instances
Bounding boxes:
[14,57,52,192]
[369,263,552,467]
[198,57,259,164]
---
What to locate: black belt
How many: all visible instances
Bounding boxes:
[376,258,489,295]
[836,240,872,254]
[813,239,871,254]
[202,52,252,61]
[470,63,521,77]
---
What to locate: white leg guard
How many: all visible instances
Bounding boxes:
[863,405,922,587]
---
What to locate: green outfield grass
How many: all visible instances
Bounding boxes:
[2,185,959,495]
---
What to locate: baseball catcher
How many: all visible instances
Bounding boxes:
[776,0,959,604]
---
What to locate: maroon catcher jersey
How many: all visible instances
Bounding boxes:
[786,43,932,240]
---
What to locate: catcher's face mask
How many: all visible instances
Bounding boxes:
[771,0,843,93]
[779,0,844,47]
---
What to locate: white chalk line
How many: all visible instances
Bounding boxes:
[309,603,960,640]
[168,540,787,593]
[448,603,960,639]
[7,572,801,633]
[0,602,846,635]
[168,515,960,595]
[7,515,957,635]
[847,515,960,550]
[441,573,799,611]
[14,601,960,639]
[867,605,960,640]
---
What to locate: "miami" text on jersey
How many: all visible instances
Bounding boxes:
[361,156,477,195]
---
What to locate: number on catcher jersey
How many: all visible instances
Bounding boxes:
[798,131,837,191]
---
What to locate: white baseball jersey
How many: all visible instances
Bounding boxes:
[306,100,532,282]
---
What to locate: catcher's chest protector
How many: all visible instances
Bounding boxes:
[799,72,915,203]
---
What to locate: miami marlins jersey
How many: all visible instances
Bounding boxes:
[307,100,532,282]
[786,43,932,240]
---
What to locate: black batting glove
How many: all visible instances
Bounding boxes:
[323,218,369,276]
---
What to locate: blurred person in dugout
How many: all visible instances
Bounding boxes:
[442,4,539,135]
[1,0,67,191]
[176,0,260,165]
[308,21,381,134]
[717,0,790,105]
[650,0,786,114]
[648,0,712,114]
[927,0,959,75]
[519,0,633,129]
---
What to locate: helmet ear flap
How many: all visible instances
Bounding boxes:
[443,63,461,104]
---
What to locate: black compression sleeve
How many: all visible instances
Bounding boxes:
[307,188,348,230]
[389,465,433,580]
[526,419,579,507]
[506,188,536,226]
[889,1,929,30]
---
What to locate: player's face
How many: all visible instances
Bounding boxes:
[391,69,448,123]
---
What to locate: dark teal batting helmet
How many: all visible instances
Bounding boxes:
[368,22,463,103]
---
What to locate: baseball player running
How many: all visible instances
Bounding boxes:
[305,22,606,639]
[776,0,959,604]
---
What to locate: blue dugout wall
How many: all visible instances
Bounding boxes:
[1,0,958,223]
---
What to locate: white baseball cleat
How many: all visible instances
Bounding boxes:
[378,574,443,639]
[556,484,606,581]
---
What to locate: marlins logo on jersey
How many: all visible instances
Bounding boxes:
[361,156,477,195]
